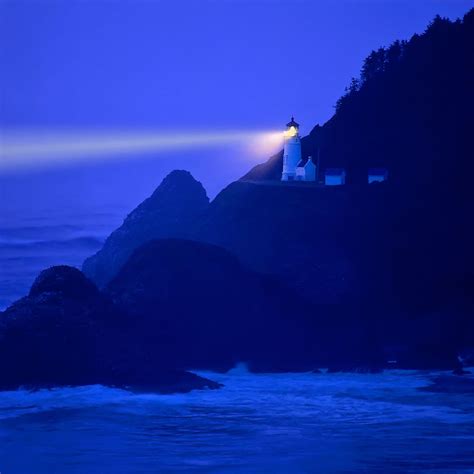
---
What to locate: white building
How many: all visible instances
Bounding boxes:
[281,117,302,181]
[295,156,317,181]
[325,168,346,186]
[368,168,389,184]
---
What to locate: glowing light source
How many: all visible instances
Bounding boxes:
[284,126,297,138]
[0,128,286,171]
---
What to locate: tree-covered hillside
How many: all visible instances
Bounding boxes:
[243,9,473,190]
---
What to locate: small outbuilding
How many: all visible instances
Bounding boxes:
[368,168,389,184]
[295,156,317,182]
[325,168,346,186]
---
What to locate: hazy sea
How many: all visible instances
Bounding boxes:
[1,208,474,473]
[0,206,126,310]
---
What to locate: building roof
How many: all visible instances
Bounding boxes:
[296,156,315,168]
[286,116,300,129]
[325,168,346,176]
[368,168,389,176]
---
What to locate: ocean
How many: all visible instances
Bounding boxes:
[0,205,126,310]
[1,207,474,473]
[0,368,474,473]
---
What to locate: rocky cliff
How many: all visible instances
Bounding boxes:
[83,170,209,287]
[105,238,384,372]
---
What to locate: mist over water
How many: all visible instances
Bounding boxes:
[0,131,279,309]
[0,368,473,473]
[0,207,124,309]
[0,133,279,310]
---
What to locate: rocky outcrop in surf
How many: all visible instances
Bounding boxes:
[0,265,220,393]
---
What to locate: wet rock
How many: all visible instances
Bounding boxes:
[0,265,220,393]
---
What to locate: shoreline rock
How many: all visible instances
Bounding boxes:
[0,266,222,394]
[0,371,222,395]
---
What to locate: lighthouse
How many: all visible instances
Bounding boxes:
[281,117,302,181]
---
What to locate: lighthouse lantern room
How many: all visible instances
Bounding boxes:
[281,117,302,181]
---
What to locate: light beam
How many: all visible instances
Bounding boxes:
[0,129,284,171]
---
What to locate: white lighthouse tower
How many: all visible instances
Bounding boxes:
[281,117,302,181]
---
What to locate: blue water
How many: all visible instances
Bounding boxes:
[0,206,125,309]
[0,368,474,473]
[1,207,474,473]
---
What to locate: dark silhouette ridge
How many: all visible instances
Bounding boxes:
[243,10,473,189]
[105,238,384,372]
[83,170,209,287]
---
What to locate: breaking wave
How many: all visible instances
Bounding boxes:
[0,370,474,473]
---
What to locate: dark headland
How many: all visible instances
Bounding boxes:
[1,10,473,392]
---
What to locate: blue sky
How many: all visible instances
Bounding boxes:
[1,0,472,208]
